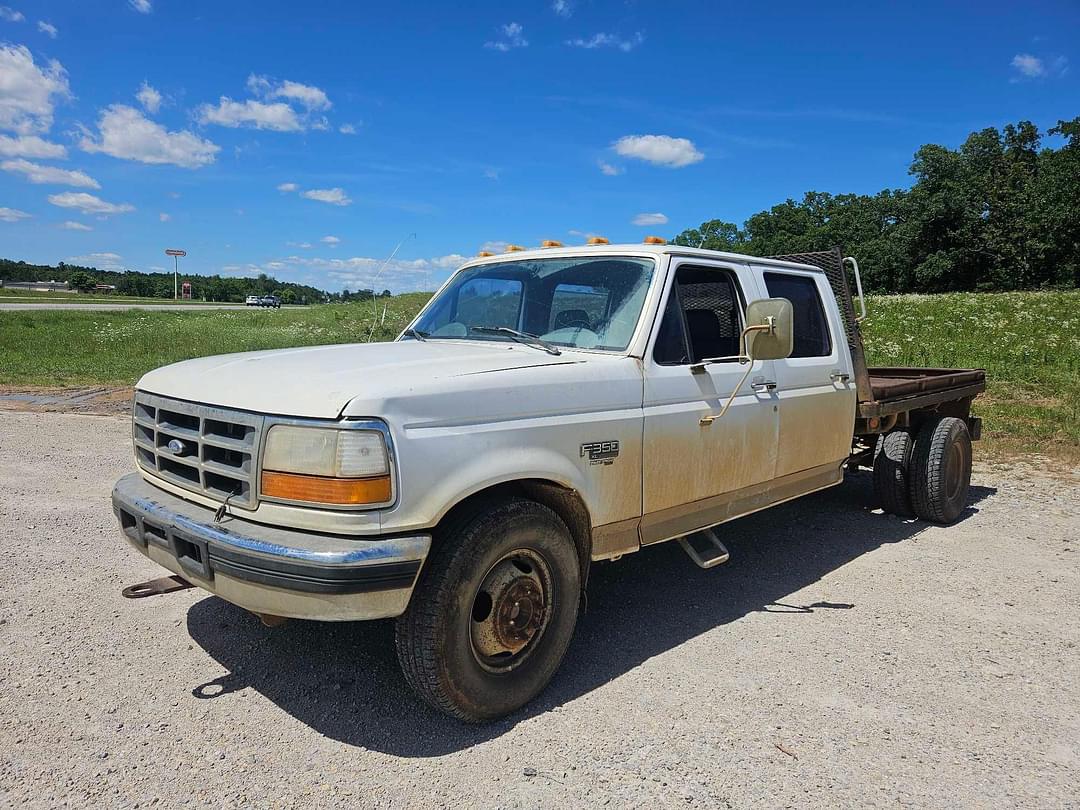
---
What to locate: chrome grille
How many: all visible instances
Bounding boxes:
[133,392,265,509]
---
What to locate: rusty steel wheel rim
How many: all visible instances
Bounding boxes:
[469,549,554,673]
[946,441,966,501]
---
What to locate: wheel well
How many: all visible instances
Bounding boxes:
[434,480,593,583]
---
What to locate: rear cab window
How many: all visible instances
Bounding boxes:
[762,272,832,358]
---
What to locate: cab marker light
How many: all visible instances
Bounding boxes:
[587,236,610,245]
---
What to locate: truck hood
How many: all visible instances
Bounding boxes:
[136,340,584,419]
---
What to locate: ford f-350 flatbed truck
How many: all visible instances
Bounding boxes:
[112,242,984,721]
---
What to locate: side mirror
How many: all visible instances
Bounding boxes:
[744,298,793,361]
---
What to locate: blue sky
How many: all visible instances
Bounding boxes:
[0,0,1077,293]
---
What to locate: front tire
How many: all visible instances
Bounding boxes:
[910,417,972,524]
[395,498,581,722]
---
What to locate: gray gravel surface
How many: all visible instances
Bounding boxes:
[1,411,1077,808]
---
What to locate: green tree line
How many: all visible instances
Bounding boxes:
[0,260,332,304]
[673,117,1080,292]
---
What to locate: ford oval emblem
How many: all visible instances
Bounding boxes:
[166,438,186,455]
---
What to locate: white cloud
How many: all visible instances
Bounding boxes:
[320,235,340,244]
[80,104,219,168]
[480,240,510,254]
[598,160,622,176]
[632,212,668,226]
[1012,53,1045,78]
[613,134,704,168]
[552,0,572,17]
[253,76,331,110]
[136,81,162,113]
[339,123,357,134]
[129,0,152,14]
[0,206,30,222]
[1,158,99,187]
[286,240,313,249]
[0,133,66,158]
[485,22,527,51]
[276,182,299,192]
[61,220,91,231]
[282,253,467,292]
[159,212,170,222]
[197,97,303,131]
[0,6,24,22]
[566,32,644,52]
[67,251,124,270]
[0,44,71,135]
[301,187,352,206]
[1010,52,1068,81]
[483,167,500,180]
[48,191,134,216]
[37,20,57,38]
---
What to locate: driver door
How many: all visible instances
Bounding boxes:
[640,260,779,545]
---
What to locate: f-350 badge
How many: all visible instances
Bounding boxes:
[580,440,620,466]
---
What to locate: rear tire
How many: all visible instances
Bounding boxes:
[395,498,580,722]
[910,417,972,524]
[873,428,916,517]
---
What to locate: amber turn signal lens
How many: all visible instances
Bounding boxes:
[261,471,392,505]
[643,235,666,244]
[586,236,609,245]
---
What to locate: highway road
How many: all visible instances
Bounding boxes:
[0,302,285,312]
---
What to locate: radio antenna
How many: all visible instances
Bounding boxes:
[368,233,416,340]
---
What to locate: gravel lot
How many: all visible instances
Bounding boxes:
[1,410,1077,808]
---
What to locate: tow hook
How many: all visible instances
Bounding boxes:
[122,575,195,599]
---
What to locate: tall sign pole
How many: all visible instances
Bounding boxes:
[165,249,186,300]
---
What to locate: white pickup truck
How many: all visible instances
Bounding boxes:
[112,242,985,721]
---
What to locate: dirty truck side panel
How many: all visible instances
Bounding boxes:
[640,258,780,542]
[355,357,646,547]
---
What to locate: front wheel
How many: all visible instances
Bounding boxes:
[395,498,581,722]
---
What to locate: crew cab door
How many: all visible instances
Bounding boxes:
[639,259,779,544]
[750,264,856,478]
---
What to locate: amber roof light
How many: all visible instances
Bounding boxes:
[541,240,563,248]
[643,236,666,245]
[586,236,610,245]
[505,244,525,252]
[477,250,495,257]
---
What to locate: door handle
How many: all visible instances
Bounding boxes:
[751,379,777,393]
[830,370,851,383]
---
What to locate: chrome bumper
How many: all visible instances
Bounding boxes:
[111,472,431,621]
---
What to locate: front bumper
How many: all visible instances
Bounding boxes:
[111,472,431,621]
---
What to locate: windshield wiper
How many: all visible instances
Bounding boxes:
[472,326,561,356]
[401,327,428,341]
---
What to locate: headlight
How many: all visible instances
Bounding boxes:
[260,425,392,507]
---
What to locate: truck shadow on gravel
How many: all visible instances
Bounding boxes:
[185,471,994,756]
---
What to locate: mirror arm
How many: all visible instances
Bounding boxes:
[689,321,774,375]
[696,319,774,426]
[700,361,758,425]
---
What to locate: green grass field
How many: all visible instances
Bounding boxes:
[1,289,1076,459]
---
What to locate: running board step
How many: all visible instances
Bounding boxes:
[678,529,730,569]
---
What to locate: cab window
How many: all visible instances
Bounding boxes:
[762,272,832,358]
[653,266,744,365]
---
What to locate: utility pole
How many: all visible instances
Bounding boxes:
[165,249,186,300]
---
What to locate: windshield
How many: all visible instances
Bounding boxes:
[408,256,656,352]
